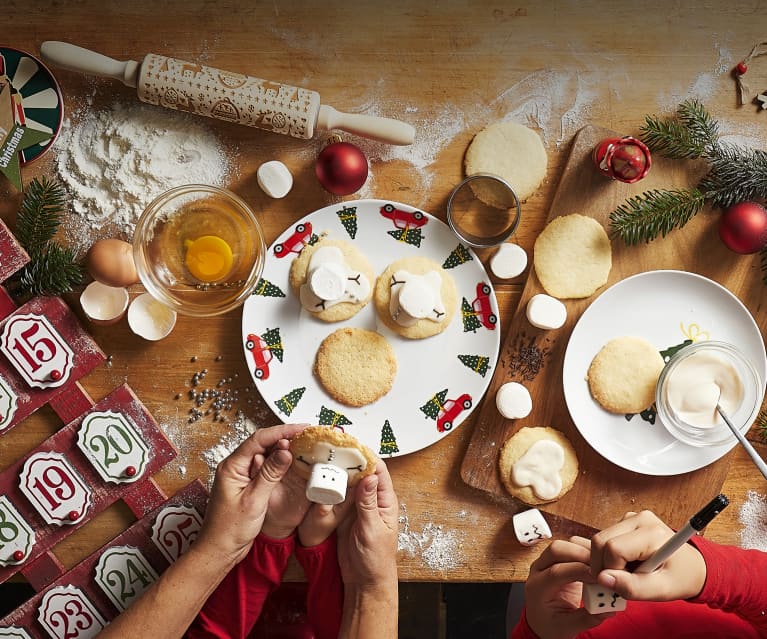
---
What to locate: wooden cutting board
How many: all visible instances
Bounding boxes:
[461,124,767,531]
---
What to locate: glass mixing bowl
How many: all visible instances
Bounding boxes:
[655,340,763,447]
[133,185,266,317]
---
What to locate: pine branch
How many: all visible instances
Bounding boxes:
[18,245,83,297]
[699,144,767,208]
[640,99,718,160]
[677,99,719,154]
[15,177,66,256]
[755,406,767,443]
[760,245,767,286]
[10,176,83,299]
[609,188,706,245]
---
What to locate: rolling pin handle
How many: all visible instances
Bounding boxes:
[40,41,140,88]
[316,104,415,146]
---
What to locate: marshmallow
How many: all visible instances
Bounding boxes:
[308,262,347,301]
[257,160,293,198]
[512,508,552,546]
[582,583,627,614]
[526,293,567,330]
[398,278,435,319]
[306,463,348,505]
[490,243,527,279]
[496,382,532,419]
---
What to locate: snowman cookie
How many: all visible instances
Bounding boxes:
[498,426,579,505]
[289,237,374,322]
[290,426,378,505]
[373,256,458,339]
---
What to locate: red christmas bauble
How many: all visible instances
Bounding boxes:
[719,202,767,254]
[315,141,368,195]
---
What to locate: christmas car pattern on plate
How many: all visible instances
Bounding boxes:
[242,199,501,457]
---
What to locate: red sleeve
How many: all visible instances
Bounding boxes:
[294,532,344,639]
[509,608,541,639]
[185,533,295,639]
[688,534,767,632]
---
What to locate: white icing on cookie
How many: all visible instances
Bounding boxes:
[295,441,369,482]
[511,439,564,500]
[299,246,370,312]
[389,270,445,327]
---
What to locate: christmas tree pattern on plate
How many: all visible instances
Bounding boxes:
[242,199,500,457]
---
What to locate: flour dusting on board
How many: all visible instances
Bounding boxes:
[398,503,465,571]
[739,490,767,552]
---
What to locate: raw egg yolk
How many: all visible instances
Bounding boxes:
[184,235,233,282]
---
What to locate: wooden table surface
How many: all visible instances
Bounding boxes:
[2,0,767,583]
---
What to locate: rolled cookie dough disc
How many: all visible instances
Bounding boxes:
[498,426,579,505]
[587,336,665,414]
[533,214,612,299]
[464,121,547,204]
[314,328,397,407]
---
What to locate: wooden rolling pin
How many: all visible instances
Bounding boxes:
[40,41,415,145]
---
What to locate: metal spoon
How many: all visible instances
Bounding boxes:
[716,403,767,481]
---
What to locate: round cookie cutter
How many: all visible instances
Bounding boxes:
[446,173,521,248]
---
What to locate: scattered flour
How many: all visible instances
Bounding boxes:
[54,102,231,253]
[739,490,767,551]
[202,413,258,486]
[655,41,734,112]
[398,503,464,571]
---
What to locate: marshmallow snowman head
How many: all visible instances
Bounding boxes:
[512,508,552,546]
[306,463,349,505]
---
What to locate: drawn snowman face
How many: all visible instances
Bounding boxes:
[306,462,349,505]
[295,442,367,481]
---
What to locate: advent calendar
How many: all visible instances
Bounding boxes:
[0,218,210,637]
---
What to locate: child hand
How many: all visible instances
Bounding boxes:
[524,537,610,639]
[297,494,354,547]
[260,463,312,540]
[590,510,707,602]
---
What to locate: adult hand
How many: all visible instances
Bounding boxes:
[524,537,609,639]
[196,423,307,566]
[337,461,399,586]
[590,510,707,602]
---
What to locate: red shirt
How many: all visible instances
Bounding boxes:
[185,532,343,639]
[511,536,767,639]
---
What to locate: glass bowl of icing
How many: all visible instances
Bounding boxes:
[655,340,763,447]
[133,185,266,317]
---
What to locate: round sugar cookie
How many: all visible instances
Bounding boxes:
[289,237,375,322]
[499,426,579,505]
[290,425,378,484]
[315,328,397,407]
[374,256,458,339]
[533,214,612,299]
[587,336,665,414]
[464,121,547,204]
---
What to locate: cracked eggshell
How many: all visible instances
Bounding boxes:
[80,281,129,326]
[128,293,177,341]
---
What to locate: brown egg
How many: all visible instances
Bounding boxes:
[86,239,139,287]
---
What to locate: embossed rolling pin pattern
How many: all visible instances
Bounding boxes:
[40,41,415,145]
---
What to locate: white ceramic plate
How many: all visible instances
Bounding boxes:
[241,199,501,457]
[562,270,766,475]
